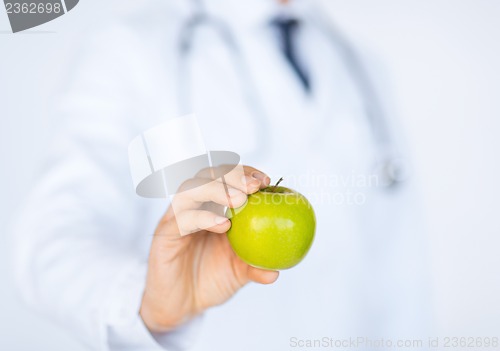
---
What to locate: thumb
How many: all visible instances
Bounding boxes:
[246,266,280,285]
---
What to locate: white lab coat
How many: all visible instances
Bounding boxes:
[11,0,431,350]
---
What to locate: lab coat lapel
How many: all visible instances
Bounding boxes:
[238,20,317,167]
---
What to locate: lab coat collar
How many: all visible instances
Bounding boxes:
[199,0,319,31]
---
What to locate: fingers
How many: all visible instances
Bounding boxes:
[165,165,270,236]
[196,165,271,194]
[246,266,280,285]
[173,165,270,211]
[155,209,231,238]
[175,210,231,235]
[174,180,247,211]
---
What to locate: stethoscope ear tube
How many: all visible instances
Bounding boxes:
[310,9,410,189]
[176,7,272,159]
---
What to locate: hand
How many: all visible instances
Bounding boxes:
[139,165,279,333]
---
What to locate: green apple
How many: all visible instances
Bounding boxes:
[226,180,316,270]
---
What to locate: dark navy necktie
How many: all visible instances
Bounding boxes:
[272,17,311,93]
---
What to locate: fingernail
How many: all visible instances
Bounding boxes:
[241,175,259,186]
[215,216,229,225]
[252,172,270,185]
[251,172,265,181]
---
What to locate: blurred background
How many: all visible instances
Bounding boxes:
[1,1,500,349]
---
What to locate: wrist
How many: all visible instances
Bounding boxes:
[140,294,171,333]
[139,292,191,333]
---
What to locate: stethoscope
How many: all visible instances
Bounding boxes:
[176,0,408,189]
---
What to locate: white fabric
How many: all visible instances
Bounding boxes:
[11,0,430,350]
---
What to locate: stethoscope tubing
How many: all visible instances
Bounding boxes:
[177,2,407,188]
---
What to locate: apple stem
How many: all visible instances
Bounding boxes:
[273,177,284,192]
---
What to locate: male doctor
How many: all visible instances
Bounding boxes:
[12,0,430,350]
